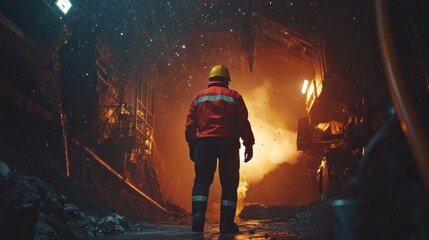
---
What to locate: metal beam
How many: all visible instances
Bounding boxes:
[84,145,168,213]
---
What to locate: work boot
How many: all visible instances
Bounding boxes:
[219,205,240,234]
[192,201,207,232]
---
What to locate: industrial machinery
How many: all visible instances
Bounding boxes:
[296,3,429,239]
[297,38,367,197]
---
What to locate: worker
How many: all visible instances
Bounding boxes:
[185,64,255,234]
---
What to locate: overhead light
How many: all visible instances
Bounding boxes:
[307,84,314,96]
[301,80,309,94]
[55,0,72,14]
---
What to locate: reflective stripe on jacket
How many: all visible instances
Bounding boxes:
[185,81,255,147]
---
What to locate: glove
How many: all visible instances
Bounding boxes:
[189,143,196,162]
[244,145,253,163]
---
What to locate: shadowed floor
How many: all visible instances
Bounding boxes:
[102,219,327,240]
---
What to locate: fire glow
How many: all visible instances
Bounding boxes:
[236,181,248,216]
[237,81,301,204]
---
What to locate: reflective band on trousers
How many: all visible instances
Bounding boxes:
[193,94,235,106]
[221,200,237,207]
[192,195,208,202]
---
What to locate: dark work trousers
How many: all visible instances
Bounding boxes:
[192,137,240,206]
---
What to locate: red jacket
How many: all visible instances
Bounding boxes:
[185,81,255,147]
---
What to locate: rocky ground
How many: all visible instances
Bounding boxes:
[0,160,133,239]
[0,115,328,239]
[0,158,328,239]
[239,200,328,234]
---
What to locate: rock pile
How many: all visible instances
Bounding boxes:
[0,161,130,239]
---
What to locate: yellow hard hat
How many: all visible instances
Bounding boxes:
[209,65,231,81]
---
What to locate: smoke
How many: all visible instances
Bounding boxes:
[240,81,300,182]
[237,80,301,205]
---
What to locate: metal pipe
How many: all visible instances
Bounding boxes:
[59,109,70,177]
[375,0,429,193]
[85,147,168,213]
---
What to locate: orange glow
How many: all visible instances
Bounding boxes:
[239,82,301,184]
[236,181,248,217]
[318,157,327,174]
[316,122,330,131]
[152,31,313,211]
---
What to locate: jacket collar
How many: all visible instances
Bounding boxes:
[208,80,229,88]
